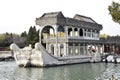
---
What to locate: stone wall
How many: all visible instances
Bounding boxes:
[0,51,12,58]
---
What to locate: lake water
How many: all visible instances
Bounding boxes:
[0,61,120,80]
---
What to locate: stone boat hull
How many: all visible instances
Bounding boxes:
[10,43,92,67]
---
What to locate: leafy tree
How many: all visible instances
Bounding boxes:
[0,33,27,49]
[100,34,109,39]
[0,26,39,49]
[108,1,120,24]
[4,33,13,47]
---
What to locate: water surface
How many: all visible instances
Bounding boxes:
[0,61,120,80]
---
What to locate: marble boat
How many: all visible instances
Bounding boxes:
[10,43,96,67]
[10,11,103,67]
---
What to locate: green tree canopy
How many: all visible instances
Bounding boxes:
[0,34,5,46]
[27,26,39,48]
[21,31,27,37]
[108,1,120,24]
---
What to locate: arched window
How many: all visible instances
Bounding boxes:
[68,28,72,36]
[58,26,64,37]
[41,25,55,39]
[41,25,55,48]
[75,48,78,54]
[79,29,83,36]
[74,28,78,36]
[50,28,54,36]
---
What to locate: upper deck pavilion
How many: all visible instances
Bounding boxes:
[36,11,103,31]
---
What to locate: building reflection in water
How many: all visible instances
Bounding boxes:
[9,63,110,80]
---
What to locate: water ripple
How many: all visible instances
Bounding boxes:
[0,62,120,80]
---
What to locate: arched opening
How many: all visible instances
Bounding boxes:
[51,44,54,55]
[57,26,65,37]
[50,28,54,37]
[74,28,78,36]
[79,28,83,36]
[41,25,55,48]
[75,43,79,54]
[60,44,64,57]
[75,48,78,54]
[41,26,55,38]
[68,28,72,36]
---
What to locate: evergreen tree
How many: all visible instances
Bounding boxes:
[27,26,39,48]
[108,1,120,24]
[21,31,27,37]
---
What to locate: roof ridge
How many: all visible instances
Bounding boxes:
[74,14,97,23]
[74,14,91,19]
[44,11,62,15]
[40,11,64,19]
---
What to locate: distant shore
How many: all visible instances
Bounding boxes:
[0,51,14,61]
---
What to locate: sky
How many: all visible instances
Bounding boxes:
[0,0,119,36]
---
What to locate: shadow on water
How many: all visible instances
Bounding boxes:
[1,61,120,80]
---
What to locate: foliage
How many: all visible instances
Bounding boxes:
[0,26,39,50]
[108,1,120,24]
[0,34,5,46]
[0,33,27,50]
[21,31,27,37]
[26,26,39,48]
[100,34,109,39]
[4,32,13,47]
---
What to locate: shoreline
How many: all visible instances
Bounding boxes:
[0,51,14,61]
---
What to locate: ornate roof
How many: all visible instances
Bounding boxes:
[73,14,96,23]
[36,11,102,30]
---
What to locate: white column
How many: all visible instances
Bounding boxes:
[102,44,105,54]
[83,44,85,55]
[78,28,80,37]
[86,44,88,55]
[83,29,85,37]
[58,44,60,57]
[112,45,115,54]
[73,43,75,55]
[78,44,80,55]
[46,43,48,51]
[55,25,58,57]
[65,27,68,38]
[91,29,93,38]
[97,44,100,54]
[65,43,69,56]
[98,44,101,54]
[39,29,41,43]
[72,28,75,37]
[39,26,44,44]
[94,45,98,53]
[76,28,79,37]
